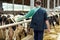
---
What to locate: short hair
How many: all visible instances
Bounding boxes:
[35,1,41,5]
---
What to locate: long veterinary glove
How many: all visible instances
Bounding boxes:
[14,16,26,22]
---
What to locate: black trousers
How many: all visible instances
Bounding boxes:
[34,30,44,40]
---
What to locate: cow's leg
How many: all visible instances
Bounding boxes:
[8,27,14,40]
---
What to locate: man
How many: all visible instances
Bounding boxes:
[15,1,50,40]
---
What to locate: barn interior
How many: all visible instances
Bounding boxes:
[0,0,60,40]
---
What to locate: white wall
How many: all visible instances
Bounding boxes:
[2,3,30,11]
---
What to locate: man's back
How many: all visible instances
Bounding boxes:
[30,8,48,31]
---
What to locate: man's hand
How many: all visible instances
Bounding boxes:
[47,28,50,33]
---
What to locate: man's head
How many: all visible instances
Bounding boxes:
[35,0,41,7]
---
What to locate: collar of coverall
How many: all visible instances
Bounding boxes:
[36,6,41,8]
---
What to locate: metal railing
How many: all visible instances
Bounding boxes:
[0,19,31,29]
